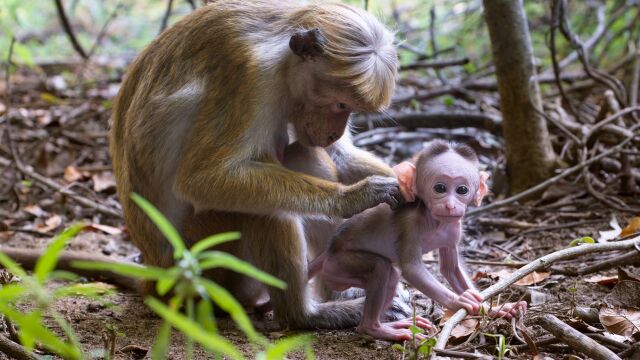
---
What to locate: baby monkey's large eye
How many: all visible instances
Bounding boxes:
[456,185,469,195]
[433,183,447,194]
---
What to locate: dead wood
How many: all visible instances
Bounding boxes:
[538,314,621,360]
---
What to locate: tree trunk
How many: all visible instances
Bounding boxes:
[483,0,556,194]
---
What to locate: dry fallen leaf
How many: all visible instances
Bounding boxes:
[514,271,550,286]
[584,274,618,286]
[24,205,46,218]
[88,223,122,235]
[36,215,62,233]
[599,306,640,340]
[620,216,640,237]
[598,215,621,242]
[92,172,116,193]
[64,166,85,183]
[439,310,478,340]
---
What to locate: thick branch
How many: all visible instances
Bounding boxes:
[539,314,621,360]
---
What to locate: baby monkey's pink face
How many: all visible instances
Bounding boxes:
[417,152,480,223]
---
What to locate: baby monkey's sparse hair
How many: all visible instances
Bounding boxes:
[415,139,479,168]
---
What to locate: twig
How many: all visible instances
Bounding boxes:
[1,37,121,219]
[351,111,502,135]
[54,0,88,59]
[467,119,640,217]
[550,0,581,121]
[400,57,469,72]
[538,314,621,360]
[0,334,37,360]
[576,250,640,275]
[433,236,640,356]
[432,349,490,359]
[160,0,175,34]
[86,1,123,59]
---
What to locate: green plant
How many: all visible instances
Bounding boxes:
[74,193,314,359]
[484,333,510,360]
[391,302,436,359]
[0,223,114,359]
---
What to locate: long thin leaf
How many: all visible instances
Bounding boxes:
[34,223,85,284]
[151,321,171,360]
[191,232,241,255]
[0,251,27,278]
[264,334,314,359]
[145,297,244,360]
[199,252,286,289]
[197,278,266,346]
[72,261,169,280]
[130,193,185,259]
[0,283,26,302]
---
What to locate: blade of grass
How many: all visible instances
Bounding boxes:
[145,297,244,360]
[130,193,185,259]
[199,252,286,289]
[72,261,169,280]
[191,232,241,255]
[34,223,85,284]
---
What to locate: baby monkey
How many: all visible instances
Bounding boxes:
[309,139,525,341]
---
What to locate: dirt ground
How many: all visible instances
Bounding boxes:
[1,208,633,359]
[1,68,639,359]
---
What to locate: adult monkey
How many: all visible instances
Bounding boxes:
[110,0,402,328]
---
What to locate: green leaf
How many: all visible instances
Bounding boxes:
[0,251,27,278]
[196,298,218,333]
[72,261,168,280]
[191,232,241,255]
[156,273,179,296]
[53,283,114,298]
[145,297,244,360]
[0,283,26,301]
[409,324,424,335]
[440,95,455,107]
[198,278,266,345]
[151,321,171,360]
[198,251,286,289]
[130,193,185,259]
[391,343,407,353]
[0,306,82,359]
[418,338,436,355]
[264,334,314,359]
[35,223,85,284]
[568,236,595,247]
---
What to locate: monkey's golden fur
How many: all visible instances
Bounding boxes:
[110,0,399,328]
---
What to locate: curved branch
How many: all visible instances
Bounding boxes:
[433,236,640,357]
[53,0,88,59]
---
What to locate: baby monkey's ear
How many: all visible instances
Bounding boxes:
[289,28,325,60]
[392,161,417,202]
[473,171,490,206]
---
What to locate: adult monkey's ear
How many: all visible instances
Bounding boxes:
[289,28,325,60]
[392,161,417,202]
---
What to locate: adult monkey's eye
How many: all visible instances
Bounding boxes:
[337,102,348,110]
[456,185,469,195]
[433,183,447,194]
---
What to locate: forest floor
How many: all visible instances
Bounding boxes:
[1,67,639,359]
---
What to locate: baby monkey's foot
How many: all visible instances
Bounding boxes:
[358,316,434,341]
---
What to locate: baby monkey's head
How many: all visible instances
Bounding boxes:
[394,139,489,223]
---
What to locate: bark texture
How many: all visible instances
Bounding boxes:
[483,0,556,194]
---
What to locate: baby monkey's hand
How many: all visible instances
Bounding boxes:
[452,289,484,315]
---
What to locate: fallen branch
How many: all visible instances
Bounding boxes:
[351,111,502,135]
[467,118,640,217]
[432,235,640,356]
[399,57,469,71]
[0,334,37,360]
[538,314,621,360]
